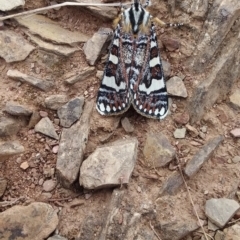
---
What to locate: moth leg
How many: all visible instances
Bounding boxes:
[152,17,183,28]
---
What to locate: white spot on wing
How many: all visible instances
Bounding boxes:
[160,107,166,116]
[149,57,160,67]
[109,54,118,65]
[139,78,165,95]
[102,76,126,92]
[99,103,105,112]
[113,106,116,111]
[106,105,111,112]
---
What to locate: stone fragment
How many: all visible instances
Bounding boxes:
[166,76,188,98]
[208,220,219,231]
[159,172,183,196]
[0,0,25,11]
[0,178,7,197]
[232,156,240,163]
[173,112,190,125]
[215,230,225,240]
[186,124,199,137]
[20,161,29,170]
[96,70,103,79]
[57,97,84,127]
[184,136,224,177]
[143,133,175,168]
[162,60,171,78]
[173,128,186,139]
[47,235,68,240]
[4,101,32,116]
[229,89,240,110]
[224,224,240,240]
[0,30,34,63]
[80,138,138,189]
[16,14,89,44]
[26,32,79,56]
[56,101,94,188]
[161,36,180,51]
[0,117,21,137]
[39,111,48,118]
[44,95,68,110]
[0,202,59,239]
[7,69,54,92]
[64,67,95,85]
[28,111,41,128]
[0,141,24,158]
[34,117,59,140]
[43,180,57,192]
[230,128,240,137]
[84,28,113,65]
[205,198,240,228]
[121,117,134,133]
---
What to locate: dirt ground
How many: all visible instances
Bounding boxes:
[0,0,240,239]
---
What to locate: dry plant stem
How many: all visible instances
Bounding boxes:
[176,155,209,240]
[0,1,132,21]
[149,221,162,240]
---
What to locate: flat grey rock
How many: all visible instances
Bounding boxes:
[64,67,95,85]
[26,32,79,56]
[34,117,59,140]
[0,0,25,12]
[80,138,138,189]
[229,89,240,110]
[205,198,240,228]
[7,69,54,92]
[0,30,34,63]
[0,141,24,158]
[57,97,84,127]
[173,128,187,139]
[4,101,32,116]
[44,95,68,110]
[143,133,175,168]
[184,136,224,177]
[0,117,21,137]
[16,15,89,45]
[0,202,58,240]
[167,76,188,98]
[56,101,94,188]
[84,27,113,65]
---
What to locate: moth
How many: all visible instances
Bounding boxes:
[96,0,169,119]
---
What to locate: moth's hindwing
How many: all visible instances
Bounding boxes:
[96,24,132,115]
[131,24,168,119]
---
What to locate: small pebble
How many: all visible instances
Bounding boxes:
[43,179,57,192]
[230,128,240,137]
[20,161,29,170]
[39,111,48,118]
[232,156,240,163]
[52,145,59,154]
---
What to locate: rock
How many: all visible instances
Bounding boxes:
[56,101,94,188]
[162,60,171,78]
[0,0,25,11]
[0,141,24,158]
[43,180,57,192]
[4,101,32,116]
[173,128,186,139]
[161,36,180,51]
[96,70,103,79]
[143,133,175,168]
[166,76,188,98]
[64,67,95,85]
[16,14,89,44]
[230,128,240,137]
[173,112,190,125]
[184,136,224,177]
[28,111,41,128]
[7,69,54,92]
[20,161,29,170]
[208,220,219,231]
[229,89,240,110]
[215,230,225,240]
[232,156,240,163]
[205,198,240,228]
[39,111,48,118]
[0,117,21,137]
[159,171,184,196]
[44,95,68,110]
[80,138,138,189]
[0,202,59,239]
[121,117,134,133]
[84,28,113,65]
[0,178,7,197]
[224,224,240,240]
[47,235,68,240]
[57,97,84,127]
[186,124,199,137]
[26,32,79,57]
[0,30,34,63]
[34,117,59,140]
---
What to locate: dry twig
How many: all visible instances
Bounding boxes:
[149,221,162,240]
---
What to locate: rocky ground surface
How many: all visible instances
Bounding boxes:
[0,0,240,240]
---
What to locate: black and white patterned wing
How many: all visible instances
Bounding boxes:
[130,24,168,119]
[96,24,132,115]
